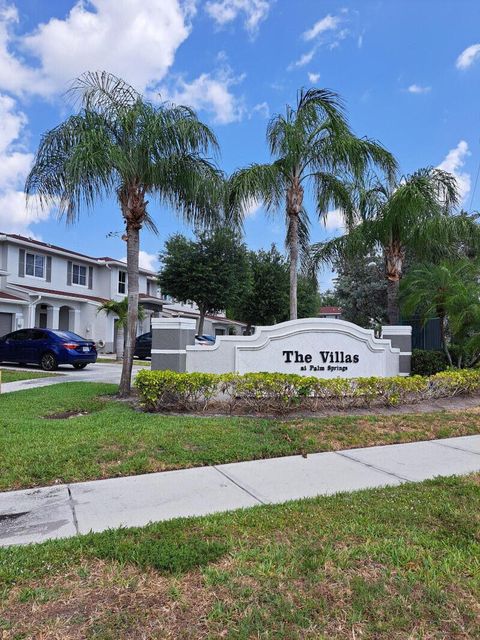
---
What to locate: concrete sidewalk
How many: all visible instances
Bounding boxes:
[1,434,480,547]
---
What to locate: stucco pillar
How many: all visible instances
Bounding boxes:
[47,305,60,330]
[151,317,196,372]
[15,312,24,330]
[70,309,81,334]
[27,303,36,328]
[381,325,412,376]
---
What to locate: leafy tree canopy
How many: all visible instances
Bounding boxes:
[158,228,249,334]
[333,254,388,328]
[229,244,321,327]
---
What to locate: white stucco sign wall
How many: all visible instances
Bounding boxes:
[185,319,411,378]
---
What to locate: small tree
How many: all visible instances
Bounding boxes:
[230,245,321,327]
[97,298,145,361]
[158,229,249,335]
[229,245,289,328]
[333,254,388,328]
[318,289,340,308]
[401,260,480,366]
[297,274,321,318]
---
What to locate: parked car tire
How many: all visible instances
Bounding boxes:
[73,362,88,370]
[40,352,58,371]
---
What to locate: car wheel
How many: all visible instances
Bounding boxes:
[73,363,88,370]
[40,352,58,371]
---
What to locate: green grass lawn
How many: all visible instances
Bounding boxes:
[1,474,479,638]
[0,368,56,384]
[1,382,480,492]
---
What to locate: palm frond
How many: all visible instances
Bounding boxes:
[228,162,284,221]
[68,71,139,112]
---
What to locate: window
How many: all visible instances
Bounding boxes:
[9,330,29,341]
[25,253,45,278]
[31,330,47,341]
[72,264,87,286]
[118,270,126,294]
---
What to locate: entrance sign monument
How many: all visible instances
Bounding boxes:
[151,318,412,377]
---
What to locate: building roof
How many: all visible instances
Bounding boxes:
[0,290,23,301]
[162,306,246,326]
[13,283,107,304]
[0,232,156,275]
[10,285,164,307]
[318,306,342,315]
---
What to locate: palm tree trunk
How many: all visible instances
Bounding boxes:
[439,312,453,366]
[116,323,124,362]
[385,242,404,325]
[286,179,303,321]
[386,278,400,324]
[289,213,299,321]
[119,223,140,397]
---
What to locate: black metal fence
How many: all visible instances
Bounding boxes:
[402,317,442,351]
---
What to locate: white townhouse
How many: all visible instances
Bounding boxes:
[0,233,162,352]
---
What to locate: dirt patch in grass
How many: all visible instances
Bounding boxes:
[3,559,218,640]
[3,555,478,639]
[44,410,91,420]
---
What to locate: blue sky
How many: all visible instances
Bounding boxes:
[0,0,479,289]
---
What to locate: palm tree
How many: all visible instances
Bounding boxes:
[400,260,478,364]
[97,298,145,361]
[25,71,224,396]
[228,88,397,319]
[310,168,473,324]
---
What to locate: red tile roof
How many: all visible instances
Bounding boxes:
[13,284,107,303]
[319,306,342,314]
[0,290,23,301]
[12,285,163,305]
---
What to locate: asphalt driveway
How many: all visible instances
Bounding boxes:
[0,361,148,393]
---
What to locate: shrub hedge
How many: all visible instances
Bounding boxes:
[135,368,480,414]
[411,349,448,376]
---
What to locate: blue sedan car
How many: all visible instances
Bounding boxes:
[0,328,97,371]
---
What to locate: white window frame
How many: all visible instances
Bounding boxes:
[72,263,88,287]
[118,270,127,294]
[25,252,45,279]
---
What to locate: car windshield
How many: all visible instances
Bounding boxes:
[51,330,87,341]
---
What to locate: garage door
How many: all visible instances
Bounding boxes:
[0,312,13,337]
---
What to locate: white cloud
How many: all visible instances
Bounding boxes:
[323,208,345,232]
[438,140,471,202]
[456,44,480,70]
[407,84,431,94]
[160,65,245,124]
[290,11,349,70]
[288,49,316,70]
[303,14,340,41]
[244,197,261,217]
[308,72,320,83]
[0,0,194,97]
[121,250,158,271]
[251,101,269,118]
[0,94,53,235]
[205,0,271,34]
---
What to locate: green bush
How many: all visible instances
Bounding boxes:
[411,349,448,376]
[135,368,480,414]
